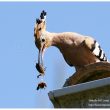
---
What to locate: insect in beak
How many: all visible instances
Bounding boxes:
[36,63,45,78]
[37,82,47,90]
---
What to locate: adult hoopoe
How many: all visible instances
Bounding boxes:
[34,10,108,72]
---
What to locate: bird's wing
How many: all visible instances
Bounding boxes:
[82,36,108,62]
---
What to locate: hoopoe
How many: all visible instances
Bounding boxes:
[34,10,108,72]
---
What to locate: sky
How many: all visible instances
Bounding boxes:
[0,2,110,108]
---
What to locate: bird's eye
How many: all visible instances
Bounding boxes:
[38,28,41,31]
[42,38,45,42]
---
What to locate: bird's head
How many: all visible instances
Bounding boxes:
[34,10,50,67]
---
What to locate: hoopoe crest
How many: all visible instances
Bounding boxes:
[34,10,46,50]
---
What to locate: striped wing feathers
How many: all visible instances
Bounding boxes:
[84,37,108,62]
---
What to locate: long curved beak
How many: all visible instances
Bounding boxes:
[36,43,46,75]
[38,43,45,66]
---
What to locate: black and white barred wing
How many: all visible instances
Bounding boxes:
[84,36,108,62]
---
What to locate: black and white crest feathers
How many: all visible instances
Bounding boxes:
[40,10,47,21]
[36,18,41,24]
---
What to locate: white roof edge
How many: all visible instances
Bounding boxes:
[48,77,110,99]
